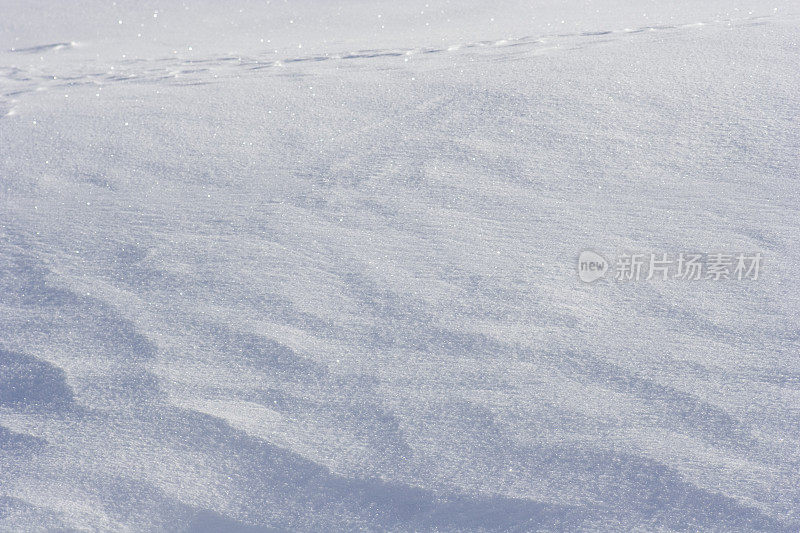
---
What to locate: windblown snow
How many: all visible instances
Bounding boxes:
[1,0,799,530]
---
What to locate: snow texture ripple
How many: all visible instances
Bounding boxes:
[1,1,799,531]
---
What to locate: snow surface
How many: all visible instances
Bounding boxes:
[1,1,800,530]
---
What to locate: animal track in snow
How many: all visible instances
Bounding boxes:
[0,12,792,118]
